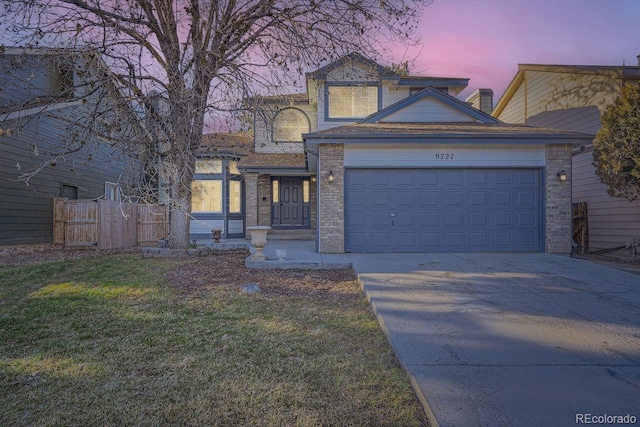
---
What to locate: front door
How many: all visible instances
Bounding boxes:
[272,177,304,226]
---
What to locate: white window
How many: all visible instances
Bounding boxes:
[328,85,378,119]
[191,180,222,212]
[104,182,120,201]
[273,108,309,142]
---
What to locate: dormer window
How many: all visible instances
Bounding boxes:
[326,83,380,120]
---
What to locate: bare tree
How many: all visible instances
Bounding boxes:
[1,0,429,248]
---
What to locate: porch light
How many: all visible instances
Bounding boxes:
[311,175,317,183]
[557,170,567,182]
[328,170,334,182]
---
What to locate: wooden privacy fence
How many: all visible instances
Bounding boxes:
[53,198,168,250]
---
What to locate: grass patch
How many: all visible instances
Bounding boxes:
[0,253,427,426]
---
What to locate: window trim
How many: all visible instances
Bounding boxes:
[104,181,121,202]
[324,81,381,121]
[272,107,311,143]
[191,179,223,213]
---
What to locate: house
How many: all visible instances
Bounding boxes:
[240,53,592,253]
[0,47,143,246]
[493,60,640,256]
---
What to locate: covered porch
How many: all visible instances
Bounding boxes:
[239,153,317,239]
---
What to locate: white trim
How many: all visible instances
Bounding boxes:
[344,143,545,168]
[0,100,83,122]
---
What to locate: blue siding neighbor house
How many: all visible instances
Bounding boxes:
[0,47,144,246]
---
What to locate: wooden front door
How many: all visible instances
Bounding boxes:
[272,177,303,226]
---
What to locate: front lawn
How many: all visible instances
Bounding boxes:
[0,250,427,426]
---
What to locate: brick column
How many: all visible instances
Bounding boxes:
[545,144,572,253]
[257,175,271,226]
[245,172,258,239]
[318,144,344,253]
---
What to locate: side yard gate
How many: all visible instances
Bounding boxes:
[53,198,168,250]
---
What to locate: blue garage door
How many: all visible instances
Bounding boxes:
[345,169,542,253]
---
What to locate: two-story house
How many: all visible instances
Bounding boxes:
[493,60,640,257]
[0,47,143,245]
[240,53,592,254]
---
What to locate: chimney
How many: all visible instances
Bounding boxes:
[637,54,640,66]
[465,88,494,115]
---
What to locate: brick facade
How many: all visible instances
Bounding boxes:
[545,144,573,254]
[244,173,258,239]
[318,144,345,253]
[257,175,271,226]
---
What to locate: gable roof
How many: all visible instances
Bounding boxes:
[361,87,499,124]
[493,63,640,117]
[306,52,394,80]
[304,122,592,144]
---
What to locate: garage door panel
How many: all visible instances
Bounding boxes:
[469,191,487,206]
[470,212,487,227]
[518,170,538,185]
[494,170,513,185]
[420,212,439,226]
[419,232,440,247]
[419,171,439,186]
[370,232,391,247]
[444,232,464,248]
[371,191,391,206]
[518,191,537,206]
[494,191,512,206]
[494,212,512,226]
[346,190,368,206]
[371,172,391,186]
[444,191,463,206]
[495,232,513,247]
[345,169,541,253]
[395,232,416,248]
[469,171,489,185]
[396,191,415,206]
[420,191,439,206]
[346,211,367,226]
[518,231,538,246]
[470,233,489,247]
[371,212,391,227]
[395,212,415,227]
[395,171,415,186]
[519,212,537,226]
[444,171,463,185]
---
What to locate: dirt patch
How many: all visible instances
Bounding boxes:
[166,249,360,301]
[0,244,136,266]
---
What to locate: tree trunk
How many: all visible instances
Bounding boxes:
[168,193,192,249]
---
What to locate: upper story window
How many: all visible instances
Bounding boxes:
[327,83,379,119]
[273,108,310,143]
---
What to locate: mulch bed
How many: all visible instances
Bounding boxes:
[0,245,361,301]
[165,249,361,301]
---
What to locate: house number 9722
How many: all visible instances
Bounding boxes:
[435,153,455,159]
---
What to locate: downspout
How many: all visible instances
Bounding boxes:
[524,71,528,124]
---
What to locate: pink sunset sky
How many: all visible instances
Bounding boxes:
[403,0,640,102]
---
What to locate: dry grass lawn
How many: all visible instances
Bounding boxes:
[0,249,428,426]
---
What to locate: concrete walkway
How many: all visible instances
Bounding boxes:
[200,239,352,269]
[348,253,640,427]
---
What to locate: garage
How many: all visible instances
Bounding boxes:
[345,168,542,253]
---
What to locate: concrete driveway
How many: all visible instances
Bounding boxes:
[348,253,640,427]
